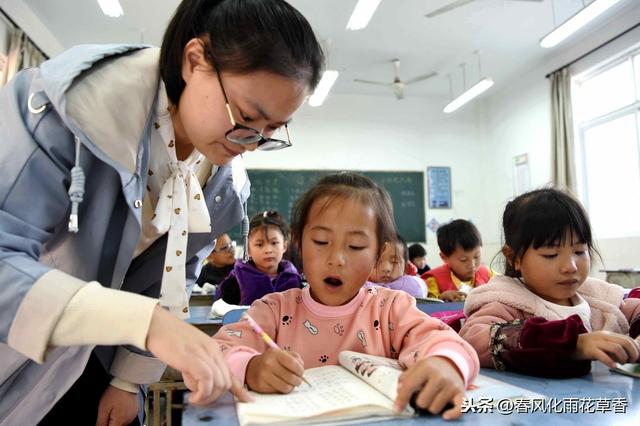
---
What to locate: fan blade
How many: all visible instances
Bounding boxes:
[404,71,438,85]
[510,0,543,2]
[353,79,392,86]
[425,0,476,18]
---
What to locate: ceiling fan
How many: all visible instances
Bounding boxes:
[353,59,437,100]
[425,0,543,19]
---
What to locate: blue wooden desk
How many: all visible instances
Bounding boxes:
[182,362,639,425]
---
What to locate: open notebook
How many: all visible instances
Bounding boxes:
[235,351,546,426]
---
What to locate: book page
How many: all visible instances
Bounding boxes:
[338,351,405,402]
[611,363,640,378]
[236,365,405,425]
[338,352,547,405]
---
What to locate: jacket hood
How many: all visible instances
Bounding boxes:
[34,44,250,233]
[39,44,158,176]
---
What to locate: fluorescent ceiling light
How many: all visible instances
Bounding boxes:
[346,0,381,30]
[97,0,124,18]
[443,77,494,113]
[540,0,621,48]
[308,70,339,107]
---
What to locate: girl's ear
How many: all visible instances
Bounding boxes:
[502,245,519,271]
[283,239,289,253]
[181,38,211,85]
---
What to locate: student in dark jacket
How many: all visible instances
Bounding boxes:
[215,211,302,305]
[408,243,431,275]
[197,233,236,287]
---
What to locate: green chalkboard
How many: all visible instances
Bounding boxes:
[229,169,425,242]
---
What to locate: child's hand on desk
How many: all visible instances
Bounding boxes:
[246,348,305,394]
[394,356,464,420]
[573,331,640,368]
[146,306,253,406]
[440,290,466,302]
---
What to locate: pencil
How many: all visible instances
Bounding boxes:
[242,312,312,387]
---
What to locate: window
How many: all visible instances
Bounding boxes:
[573,50,640,239]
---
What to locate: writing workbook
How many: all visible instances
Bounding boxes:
[236,351,413,425]
[236,351,546,425]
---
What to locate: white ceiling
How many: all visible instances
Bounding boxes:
[14,0,640,98]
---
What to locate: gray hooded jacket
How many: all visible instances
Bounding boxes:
[0,44,250,423]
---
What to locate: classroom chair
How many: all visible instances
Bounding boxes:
[145,369,187,426]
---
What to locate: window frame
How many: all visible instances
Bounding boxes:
[572,49,640,237]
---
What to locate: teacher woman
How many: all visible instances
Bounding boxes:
[0,0,324,424]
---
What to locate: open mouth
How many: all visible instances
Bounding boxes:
[324,277,343,287]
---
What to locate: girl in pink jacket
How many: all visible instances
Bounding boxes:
[460,188,640,377]
[214,173,479,419]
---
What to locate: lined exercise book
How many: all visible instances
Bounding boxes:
[235,351,545,425]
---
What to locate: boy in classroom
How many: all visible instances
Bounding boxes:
[368,234,427,298]
[213,173,479,419]
[422,219,493,301]
[460,188,640,377]
[215,211,302,305]
[408,243,431,275]
[196,233,237,287]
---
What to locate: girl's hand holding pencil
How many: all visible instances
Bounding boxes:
[243,313,311,393]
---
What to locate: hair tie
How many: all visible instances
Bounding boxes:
[263,211,269,218]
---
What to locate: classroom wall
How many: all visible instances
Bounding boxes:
[242,92,487,268]
[479,8,640,278]
[244,5,640,274]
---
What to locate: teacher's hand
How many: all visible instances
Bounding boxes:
[96,385,139,426]
[146,305,253,405]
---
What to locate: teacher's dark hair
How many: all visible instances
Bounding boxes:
[160,0,325,105]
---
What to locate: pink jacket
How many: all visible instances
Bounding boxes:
[460,275,640,369]
[213,286,479,386]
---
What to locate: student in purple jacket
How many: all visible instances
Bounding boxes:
[368,234,427,298]
[215,210,302,305]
